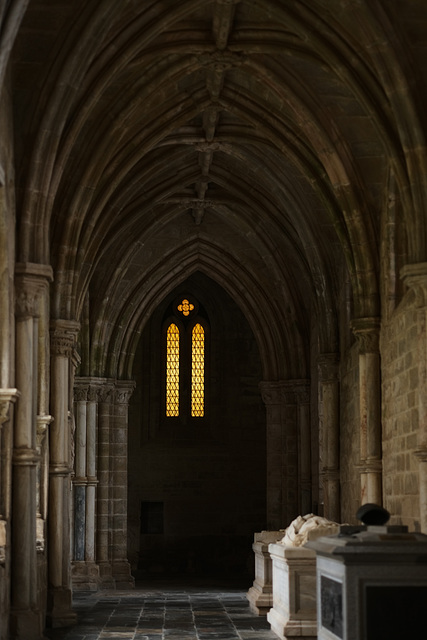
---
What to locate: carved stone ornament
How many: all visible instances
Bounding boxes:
[317,354,339,382]
[0,389,20,425]
[74,384,89,403]
[401,262,427,308]
[50,319,80,356]
[351,317,380,354]
[36,414,53,448]
[114,382,136,405]
[197,50,246,72]
[14,262,53,318]
[259,381,285,405]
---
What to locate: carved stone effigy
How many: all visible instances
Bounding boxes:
[267,514,340,640]
[246,530,284,614]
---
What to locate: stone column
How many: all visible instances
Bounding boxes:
[72,382,88,565]
[36,414,52,550]
[260,381,299,529]
[352,317,382,506]
[401,263,427,533]
[47,319,79,628]
[96,383,115,587]
[71,379,100,590]
[0,389,20,555]
[111,381,135,588]
[11,263,52,639]
[294,381,311,515]
[318,354,340,521]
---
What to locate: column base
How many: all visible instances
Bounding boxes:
[112,560,135,589]
[247,584,273,615]
[10,607,47,640]
[71,561,101,591]
[98,562,116,589]
[46,587,77,628]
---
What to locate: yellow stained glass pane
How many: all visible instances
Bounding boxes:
[166,323,179,416]
[191,323,204,417]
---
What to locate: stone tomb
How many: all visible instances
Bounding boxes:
[267,515,340,640]
[247,530,284,614]
[307,505,427,640]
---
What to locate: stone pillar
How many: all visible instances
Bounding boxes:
[260,381,299,529]
[401,263,427,533]
[47,319,79,628]
[0,389,20,543]
[352,317,382,506]
[36,414,52,550]
[318,354,340,521]
[294,381,311,515]
[11,263,52,639]
[71,379,100,590]
[96,383,115,587]
[111,381,135,588]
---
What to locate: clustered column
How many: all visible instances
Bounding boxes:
[11,263,52,640]
[48,319,79,628]
[317,354,340,522]
[352,317,382,506]
[71,378,100,590]
[111,381,135,588]
[0,389,19,559]
[401,263,427,532]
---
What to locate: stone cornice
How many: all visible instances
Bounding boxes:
[259,379,310,405]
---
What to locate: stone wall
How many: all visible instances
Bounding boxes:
[381,290,421,530]
[128,273,266,578]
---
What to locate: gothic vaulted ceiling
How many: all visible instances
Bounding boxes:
[7,0,427,378]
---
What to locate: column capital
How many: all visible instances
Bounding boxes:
[351,317,381,353]
[401,262,427,307]
[0,388,20,425]
[50,319,80,357]
[114,381,136,404]
[36,414,53,448]
[317,353,339,382]
[15,262,53,318]
[74,382,89,402]
[259,380,287,405]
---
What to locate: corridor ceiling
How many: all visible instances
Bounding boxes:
[8,0,427,378]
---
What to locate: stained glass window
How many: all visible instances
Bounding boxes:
[191,323,204,417]
[166,323,179,416]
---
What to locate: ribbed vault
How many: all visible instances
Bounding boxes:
[10,0,427,379]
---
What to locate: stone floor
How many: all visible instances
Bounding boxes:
[45,577,278,640]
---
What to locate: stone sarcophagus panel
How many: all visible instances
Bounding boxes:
[267,543,317,639]
[246,530,283,615]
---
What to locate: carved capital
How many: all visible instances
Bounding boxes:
[401,262,427,308]
[0,389,20,425]
[15,262,53,318]
[74,383,89,402]
[36,414,53,448]
[114,381,136,405]
[259,381,285,405]
[291,380,310,405]
[351,317,380,354]
[50,319,80,357]
[318,353,339,382]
